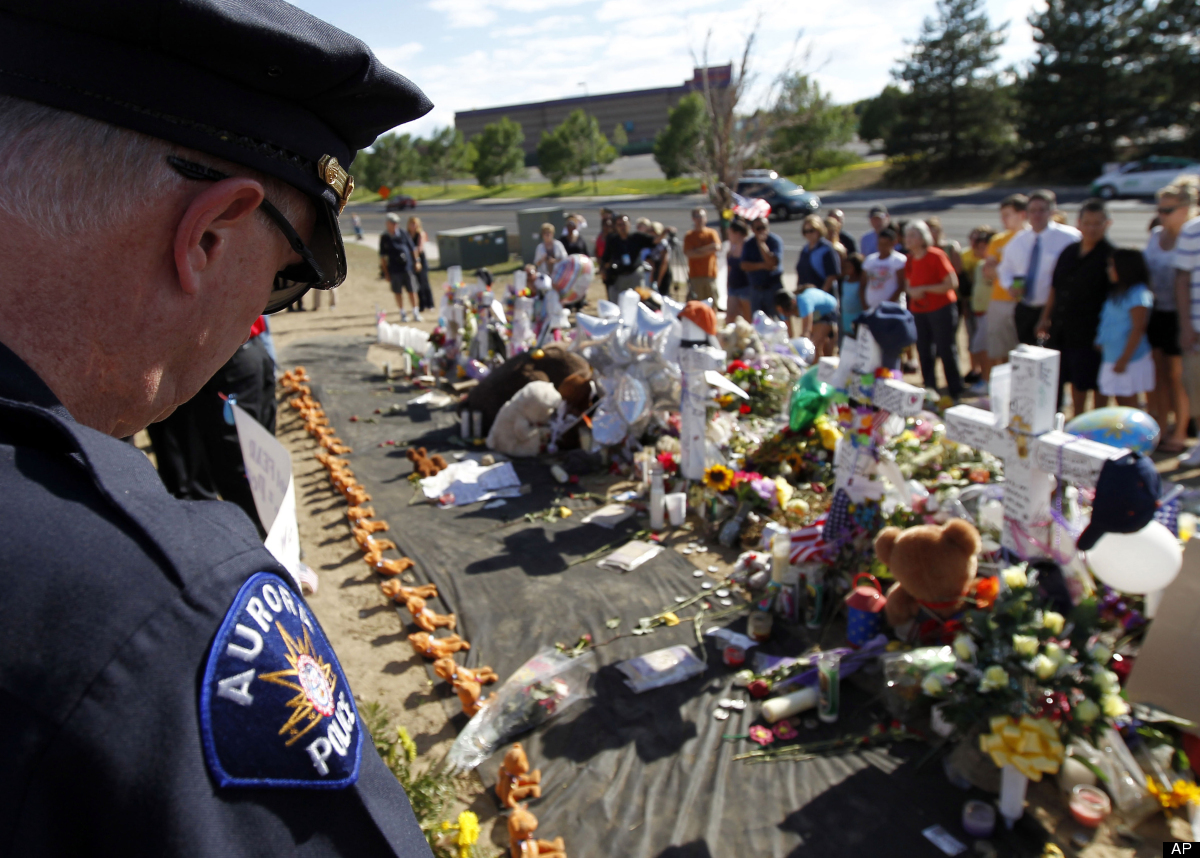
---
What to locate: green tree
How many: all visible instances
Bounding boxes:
[536,126,575,186]
[1017,0,1148,178]
[536,109,616,190]
[420,126,476,190]
[356,132,422,191]
[612,123,629,153]
[654,92,707,180]
[886,0,1014,180]
[856,85,904,145]
[766,74,856,181]
[469,117,525,187]
[1137,0,1200,156]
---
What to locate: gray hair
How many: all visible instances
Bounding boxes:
[0,94,306,243]
[904,219,933,249]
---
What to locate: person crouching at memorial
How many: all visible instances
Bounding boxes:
[1095,248,1155,407]
[777,284,838,357]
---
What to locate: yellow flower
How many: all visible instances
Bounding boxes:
[1013,634,1039,657]
[1147,777,1200,809]
[786,497,810,516]
[953,633,977,662]
[396,726,418,763]
[1002,565,1028,589]
[814,416,841,451]
[558,506,573,518]
[1028,654,1057,681]
[703,464,734,492]
[1042,611,1065,636]
[662,612,680,627]
[922,674,945,696]
[1044,642,1072,668]
[456,811,480,847]
[775,477,793,508]
[1093,668,1120,695]
[1074,698,1100,723]
[1089,643,1112,666]
[1102,694,1130,718]
[441,821,452,831]
[980,665,1009,692]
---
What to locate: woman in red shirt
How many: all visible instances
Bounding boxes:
[904,221,963,398]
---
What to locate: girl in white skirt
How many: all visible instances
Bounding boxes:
[1095,248,1155,406]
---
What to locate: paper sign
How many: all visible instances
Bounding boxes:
[233,403,292,534]
[232,403,301,582]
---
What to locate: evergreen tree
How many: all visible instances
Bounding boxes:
[611,123,629,154]
[1130,0,1200,157]
[470,117,525,187]
[1017,0,1147,178]
[421,127,476,190]
[856,85,904,146]
[653,93,706,180]
[886,0,1013,180]
[766,74,856,180]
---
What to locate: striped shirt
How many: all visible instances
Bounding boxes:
[1176,216,1200,328]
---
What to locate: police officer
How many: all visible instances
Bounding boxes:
[0,2,434,855]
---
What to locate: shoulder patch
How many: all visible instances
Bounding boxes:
[200,572,362,789]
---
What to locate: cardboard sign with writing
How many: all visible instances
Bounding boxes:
[232,403,300,580]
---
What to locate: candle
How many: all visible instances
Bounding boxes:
[761,686,818,723]
[961,799,995,838]
[1068,785,1111,828]
[998,764,1028,828]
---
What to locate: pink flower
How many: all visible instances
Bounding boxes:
[749,725,775,746]
[773,721,798,740]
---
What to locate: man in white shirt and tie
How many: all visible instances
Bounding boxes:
[997,189,1082,346]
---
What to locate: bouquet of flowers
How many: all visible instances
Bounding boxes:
[922,563,1124,760]
[719,360,790,418]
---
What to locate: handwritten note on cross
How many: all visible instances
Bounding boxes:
[943,345,1129,557]
[817,325,925,501]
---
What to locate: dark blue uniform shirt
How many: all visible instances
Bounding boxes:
[0,342,430,856]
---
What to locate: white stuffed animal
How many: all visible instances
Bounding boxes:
[486,381,563,457]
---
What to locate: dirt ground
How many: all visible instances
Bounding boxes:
[259,241,1191,857]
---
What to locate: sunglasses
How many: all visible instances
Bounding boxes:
[801,228,816,235]
[1157,205,1181,216]
[167,156,338,313]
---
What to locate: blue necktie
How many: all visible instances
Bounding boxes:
[1025,234,1042,304]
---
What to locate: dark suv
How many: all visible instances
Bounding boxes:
[736,172,821,221]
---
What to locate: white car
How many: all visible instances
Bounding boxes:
[1090,157,1199,199]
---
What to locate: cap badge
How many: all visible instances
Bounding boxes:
[318,155,354,213]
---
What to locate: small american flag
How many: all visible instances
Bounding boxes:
[790,515,829,563]
[732,192,771,221]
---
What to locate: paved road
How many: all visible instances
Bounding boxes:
[342,189,1157,274]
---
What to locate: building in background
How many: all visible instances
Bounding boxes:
[455,66,732,157]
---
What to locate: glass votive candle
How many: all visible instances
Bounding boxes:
[962,799,995,838]
[1069,785,1111,828]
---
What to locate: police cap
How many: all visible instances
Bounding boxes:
[0,0,432,313]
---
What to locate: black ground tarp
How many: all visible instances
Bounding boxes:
[283,338,1051,858]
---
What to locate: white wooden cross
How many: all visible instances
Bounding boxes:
[943,345,1129,557]
[817,324,925,502]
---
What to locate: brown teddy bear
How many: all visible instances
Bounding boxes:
[508,805,566,858]
[407,446,448,478]
[461,343,591,437]
[495,742,541,808]
[874,518,982,638]
[402,594,456,633]
[433,657,499,718]
[408,631,470,660]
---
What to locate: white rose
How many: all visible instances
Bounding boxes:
[1013,634,1039,657]
[1102,694,1130,718]
[1042,611,1065,636]
[1002,565,1028,589]
[1028,654,1058,681]
[953,633,977,662]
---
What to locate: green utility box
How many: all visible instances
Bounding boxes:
[516,207,565,263]
[436,225,509,270]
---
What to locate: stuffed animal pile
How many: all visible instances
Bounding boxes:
[508,804,566,858]
[486,381,563,458]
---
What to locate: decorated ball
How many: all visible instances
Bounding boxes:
[552,254,594,305]
[1064,407,1160,455]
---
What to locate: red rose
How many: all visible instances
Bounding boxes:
[747,679,771,699]
[739,404,752,415]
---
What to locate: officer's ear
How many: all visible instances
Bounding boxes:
[174,178,266,296]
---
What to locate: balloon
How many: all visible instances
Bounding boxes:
[789,337,816,365]
[617,289,640,326]
[627,303,673,355]
[1065,407,1160,455]
[613,373,649,426]
[659,295,685,319]
[797,364,825,393]
[596,299,621,320]
[752,310,789,346]
[551,253,594,305]
[1085,521,1182,594]
[573,313,618,349]
[591,404,627,446]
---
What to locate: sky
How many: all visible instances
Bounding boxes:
[292,0,1043,140]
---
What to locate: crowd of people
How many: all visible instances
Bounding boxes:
[587,175,1200,456]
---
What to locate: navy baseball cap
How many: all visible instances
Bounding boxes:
[858,302,916,369]
[1077,452,1161,551]
[0,0,432,313]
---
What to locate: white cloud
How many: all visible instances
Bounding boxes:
[375,42,425,68]
[428,0,497,28]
